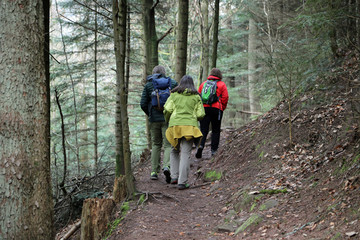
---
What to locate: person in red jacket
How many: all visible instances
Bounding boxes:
[196,68,229,158]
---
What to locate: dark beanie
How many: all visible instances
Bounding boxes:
[209,68,222,79]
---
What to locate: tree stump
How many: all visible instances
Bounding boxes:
[80,198,115,240]
[113,175,127,203]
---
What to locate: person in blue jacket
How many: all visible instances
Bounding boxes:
[140,65,178,182]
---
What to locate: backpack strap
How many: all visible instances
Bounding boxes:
[156,91,161,109]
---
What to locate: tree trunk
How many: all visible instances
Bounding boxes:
[201,0,210,82]
[55,0,81,175]
[0,0,54,239]
[175,0,189,82]
[211,0,220,68]
[248,17,260,116]
[55,90,68,197]
[329,0,339,58]
[94,3,99,175]
[142,0,159,149]
[357,0,360,46]
[142,0,159,76]
[80,198,115,240]
[113,0,136,199]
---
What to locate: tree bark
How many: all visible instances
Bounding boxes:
[175,0,189,82]
[142,0,159,76]
[142,0,159,149]
[201,0,210,82]
[94,3,99,175]
[55,90,68,197]
[0,0,54,239]
[211,0,220,68]
[80,198,115,240]
[113,0,136,199]
[248,17,260,116]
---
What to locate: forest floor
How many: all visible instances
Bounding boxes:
[107,82,360,239]
[107,87,359,239]
[58,56,360,240]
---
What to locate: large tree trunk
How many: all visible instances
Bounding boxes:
[175,0,189,82]
[113,0,136,200]
[0,0,54,239]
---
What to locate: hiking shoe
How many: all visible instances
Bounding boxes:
[150,172,158,180]
[211,150,217,156]
[163,167,171,184]
[178,183,190,190]
[170,178,178,184]
[195,147,203,159]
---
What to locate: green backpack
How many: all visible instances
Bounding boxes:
[201,80,219,104]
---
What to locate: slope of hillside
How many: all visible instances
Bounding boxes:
[109,54,359,240]
[58,53,359,240]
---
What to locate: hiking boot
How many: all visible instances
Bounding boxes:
[163,167,171,184]
[178,183,190,190]
[150,172,158,180]
[195,147,203,159]
[211,149,217,156]
[170,178,178,184]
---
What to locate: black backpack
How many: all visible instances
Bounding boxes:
[151,76,172,110]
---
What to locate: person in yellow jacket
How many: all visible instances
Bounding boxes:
[163,75,205,190]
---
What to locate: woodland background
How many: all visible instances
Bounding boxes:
[50,0,359,194]
[0,0,359,239]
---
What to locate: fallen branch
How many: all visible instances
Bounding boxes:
[60,220,81,240]
[136,191,180,203]
[237,110,262,115]
[190,182,212,189]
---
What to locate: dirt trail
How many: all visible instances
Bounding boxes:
[110,141,232,240]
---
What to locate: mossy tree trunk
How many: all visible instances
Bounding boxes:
[0,0,54,239]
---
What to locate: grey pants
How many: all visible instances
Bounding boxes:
[170,138,194,185]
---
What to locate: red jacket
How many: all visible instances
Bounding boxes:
[198,75,229,111]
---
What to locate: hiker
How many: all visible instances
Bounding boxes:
[164,75,205,190]
[196,68,229,158]
[140,65,178,182]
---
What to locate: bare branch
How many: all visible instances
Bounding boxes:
[151,0,159,10]
[58,13,113,38]
[157,27,174,44]
[73,0,112,21]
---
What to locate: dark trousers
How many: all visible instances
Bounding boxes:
[199,107,223,151]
